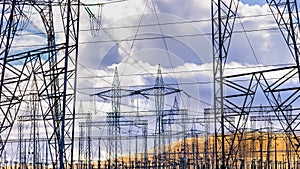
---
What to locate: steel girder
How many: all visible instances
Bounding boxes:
[0,0,25,56]
[0,0,79,168]
[220,66,300,168]
[57,0,79,168]
[266,0,300,80]
[0,44,63,159]
[214,1,300,167]
[211,0,240,168]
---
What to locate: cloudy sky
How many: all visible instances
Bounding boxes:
[67,0,297,154]
[72,0,298,158]
[9,0,290,113]
[74,0,293,115]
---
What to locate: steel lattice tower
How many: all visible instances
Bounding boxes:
[28,77,41,168]
[153,65,164,167]
[107,67,122,168]
[78,101,85,168]
[211,0,239,168]
[93,67,140,168]
[17,116,26,169]
[210,0,300,168]
[267,0,300,80]
[0,0,80,168]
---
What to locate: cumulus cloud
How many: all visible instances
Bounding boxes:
[76,0,299,121]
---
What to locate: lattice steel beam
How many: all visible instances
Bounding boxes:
[223,65,300,165]
[211,0,239,168]
[266,0,300,80]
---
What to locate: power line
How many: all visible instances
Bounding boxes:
[77,63,294,79]
[11,26,281,49]
[16,11,279,37]
[77,75,297,91]
[237,14,261,66]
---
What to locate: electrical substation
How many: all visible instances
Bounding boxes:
[1,0,300,169]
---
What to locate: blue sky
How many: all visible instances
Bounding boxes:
[77,0,293,110]
[241,0,267,6]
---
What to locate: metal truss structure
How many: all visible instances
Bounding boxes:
[211,0,240,168]
[79,120,148,169]
[0,0,79,168]
[212,0,300,168]
[92,66,183,169]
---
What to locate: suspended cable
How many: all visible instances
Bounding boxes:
[11,26,282,49]
[119,0,150,76]
[237,14,260,65]
[77,63,294,79]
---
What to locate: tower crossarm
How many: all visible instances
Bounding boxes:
[80,120,148,127]
[92,89,136,99]
[137,86,181,96]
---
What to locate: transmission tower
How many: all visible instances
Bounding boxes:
[0,0,80,168]
[267,0,300,80]
[17,116,26,169]
[78,123,85,169]
[0,0,28,156]
[78,102,92,169]
[108,67,122,168]
[154,65,164,167]
[94,67,133,168]
[28,77,41,168]
[123,65,181,168]
[211,0,240,168]
[214,1,300,168]
[77,108,93,169]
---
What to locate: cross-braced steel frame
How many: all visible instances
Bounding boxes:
[211,0,240,168]
[212,0,300,168]
[0,0,79,168]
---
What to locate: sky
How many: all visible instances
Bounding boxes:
[76,0,292,107]
[74,0,296,152]
[241,0,267,6]
[3,0,299,161]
